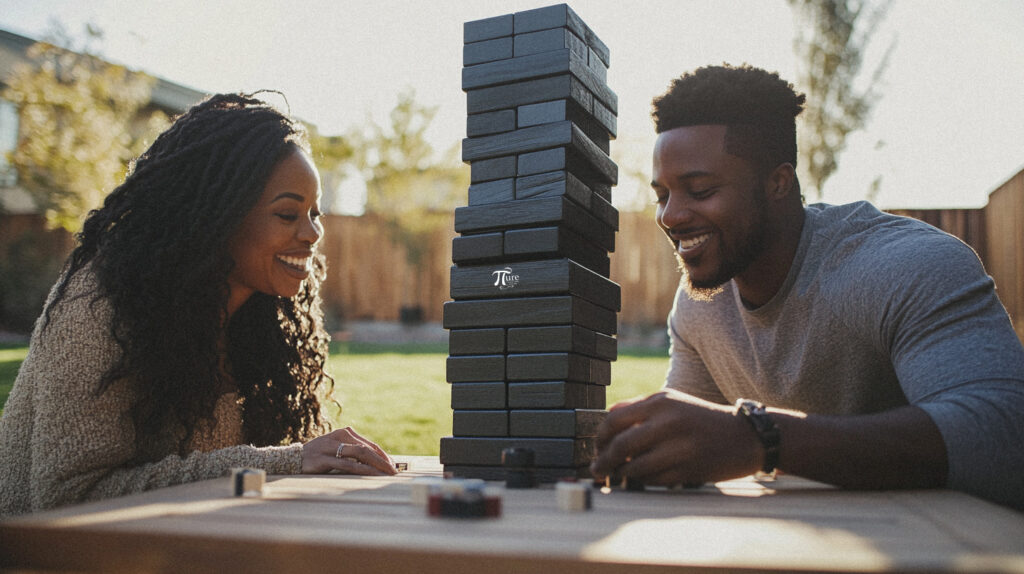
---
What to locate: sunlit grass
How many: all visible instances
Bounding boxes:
[0,341,671,454]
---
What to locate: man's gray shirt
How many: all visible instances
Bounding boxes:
[666,201,1024,508]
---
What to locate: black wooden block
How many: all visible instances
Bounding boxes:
[452,410,509,437]
[449,258,621,312]
[507,325,616,361]
[514,27,586,59]
[503,226,610,277]
[516,148,566,177]
[452,232,504,264]
[466,74,590,115]
[506,352,609,384]
[446,354,506,383]
[595,332,617,361]
[515,169,590,205]
[443,295,617,334]
[439,436,596,467]
[592,99,616,139]
[451,382,507,409]
[454,195,615,252]
[566,52,616,114]
[513,3,610,67]
[468,178,515,206]
[499,130,614,189]
[587,46,608,84]
[449,328,506,356]
[507,381,606,409]
[517,99,610,153]
[470,155,516,183]
[464,13,513,44]
[509,409,606,437]
[463,36,513,66]
[462,48,575,91]
[467,109,516,138]
[590,191,619,230]
[443,464,591,482]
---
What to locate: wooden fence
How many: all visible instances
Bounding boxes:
[2,170,1022,339]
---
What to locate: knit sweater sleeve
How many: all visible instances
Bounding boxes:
[20,271,303,513]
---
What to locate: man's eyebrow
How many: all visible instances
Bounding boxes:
[651,170,715,188]
[270,192,305,203]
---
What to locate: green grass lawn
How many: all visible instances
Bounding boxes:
[0,341,670,455]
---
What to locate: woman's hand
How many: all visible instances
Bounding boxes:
[301,426,397,476]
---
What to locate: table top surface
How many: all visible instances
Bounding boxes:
[2,456,1023,574]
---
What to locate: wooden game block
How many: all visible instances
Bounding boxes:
[442,295,617,334]
[468,178,515,206]
[516,148,566,177]
[506,352,610,385]
[470,155,516,183]
[449,328,506,356]
[517,99,610,153]
[514,27,586,59]
[504,131,615,189]
[439,436,596,467]
[503,226,610,277]
[513,3,610,67]
[566,54,617,114]
[464,13,513,44]
[463,36,513,66]
[462,48,575,91]
[467,109,516,137]
[450,258,621,311]
[452,410,509,437]
[443,464,591,482]
[454,195,615,252]
[451,382,507,409]
[507,325,616,361]
[446,354,506,383]
[509,409,607,438]
[590,191,619,230]
[592,96,616,138]
[587,46,608,84]
[515,169,591,206]
[507,381,606,409]
[466,74,590,115]
[451,232,504,264]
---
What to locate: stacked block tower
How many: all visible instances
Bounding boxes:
[440,3,619,481]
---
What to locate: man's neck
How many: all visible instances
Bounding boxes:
[734,206,806,309]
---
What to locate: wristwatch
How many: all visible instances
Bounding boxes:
[735,399,780,476]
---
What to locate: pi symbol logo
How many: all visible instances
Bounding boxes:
[491,267,520,290]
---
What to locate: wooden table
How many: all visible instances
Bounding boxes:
[2,456,1022,573]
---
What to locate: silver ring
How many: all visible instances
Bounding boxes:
[336,443,351,459]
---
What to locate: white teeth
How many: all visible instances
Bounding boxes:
[277,255,310,270]
[678,233,712,251]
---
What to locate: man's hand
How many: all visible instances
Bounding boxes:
[590,389,763,486]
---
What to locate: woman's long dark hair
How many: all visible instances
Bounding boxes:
[45,93,333,459]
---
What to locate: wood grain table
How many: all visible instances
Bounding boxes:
[2,456,1022,573]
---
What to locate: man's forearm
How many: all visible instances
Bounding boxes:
[771,405,948,490]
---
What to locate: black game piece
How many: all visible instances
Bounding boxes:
[502,447,536,488]
[466,74,589,115]
[467,178,515,206]
[443,295,617,335]
[503,226,610,277]
[444,464,591,482]
[454,195,615,252]
[446,354,506,383]
[514,27,587,59]
[507,325,617,361]
[451,382,507,410]
[509,409,606,437]
[451,232,505,264]
[463,36,513,66]
[507,381,605,409]
[440,436,596,467]
[449,259,621,311]
[453,410,509,437]
[506,352,611,385]
[470,155,516,183]
[449,328,506,356]
[467,109,516,137]
[464,13,513,44]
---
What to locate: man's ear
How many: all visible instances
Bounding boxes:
[766,163,796,200]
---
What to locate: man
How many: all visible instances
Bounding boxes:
[590,64,1024,509]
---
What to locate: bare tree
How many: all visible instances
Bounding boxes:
[788,0,895,200]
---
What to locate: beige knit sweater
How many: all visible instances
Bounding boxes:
[0,268,304,517]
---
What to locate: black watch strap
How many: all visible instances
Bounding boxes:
[735,399,780,475]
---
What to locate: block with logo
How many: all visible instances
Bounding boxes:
[448,258,620,311]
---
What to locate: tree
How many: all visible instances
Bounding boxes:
[787,0,895,200]
[2,24,168,232]
[349,88,468,319]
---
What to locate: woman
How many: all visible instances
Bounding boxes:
[0,93,395,517]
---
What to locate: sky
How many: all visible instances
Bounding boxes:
[1,0,1022,211]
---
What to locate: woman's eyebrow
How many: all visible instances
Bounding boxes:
[270,192,305,203]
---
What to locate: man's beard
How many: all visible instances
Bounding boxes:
[675,185,769,302]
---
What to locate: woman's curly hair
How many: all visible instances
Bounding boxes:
[45,92,333,459]
[652,64,806,175]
